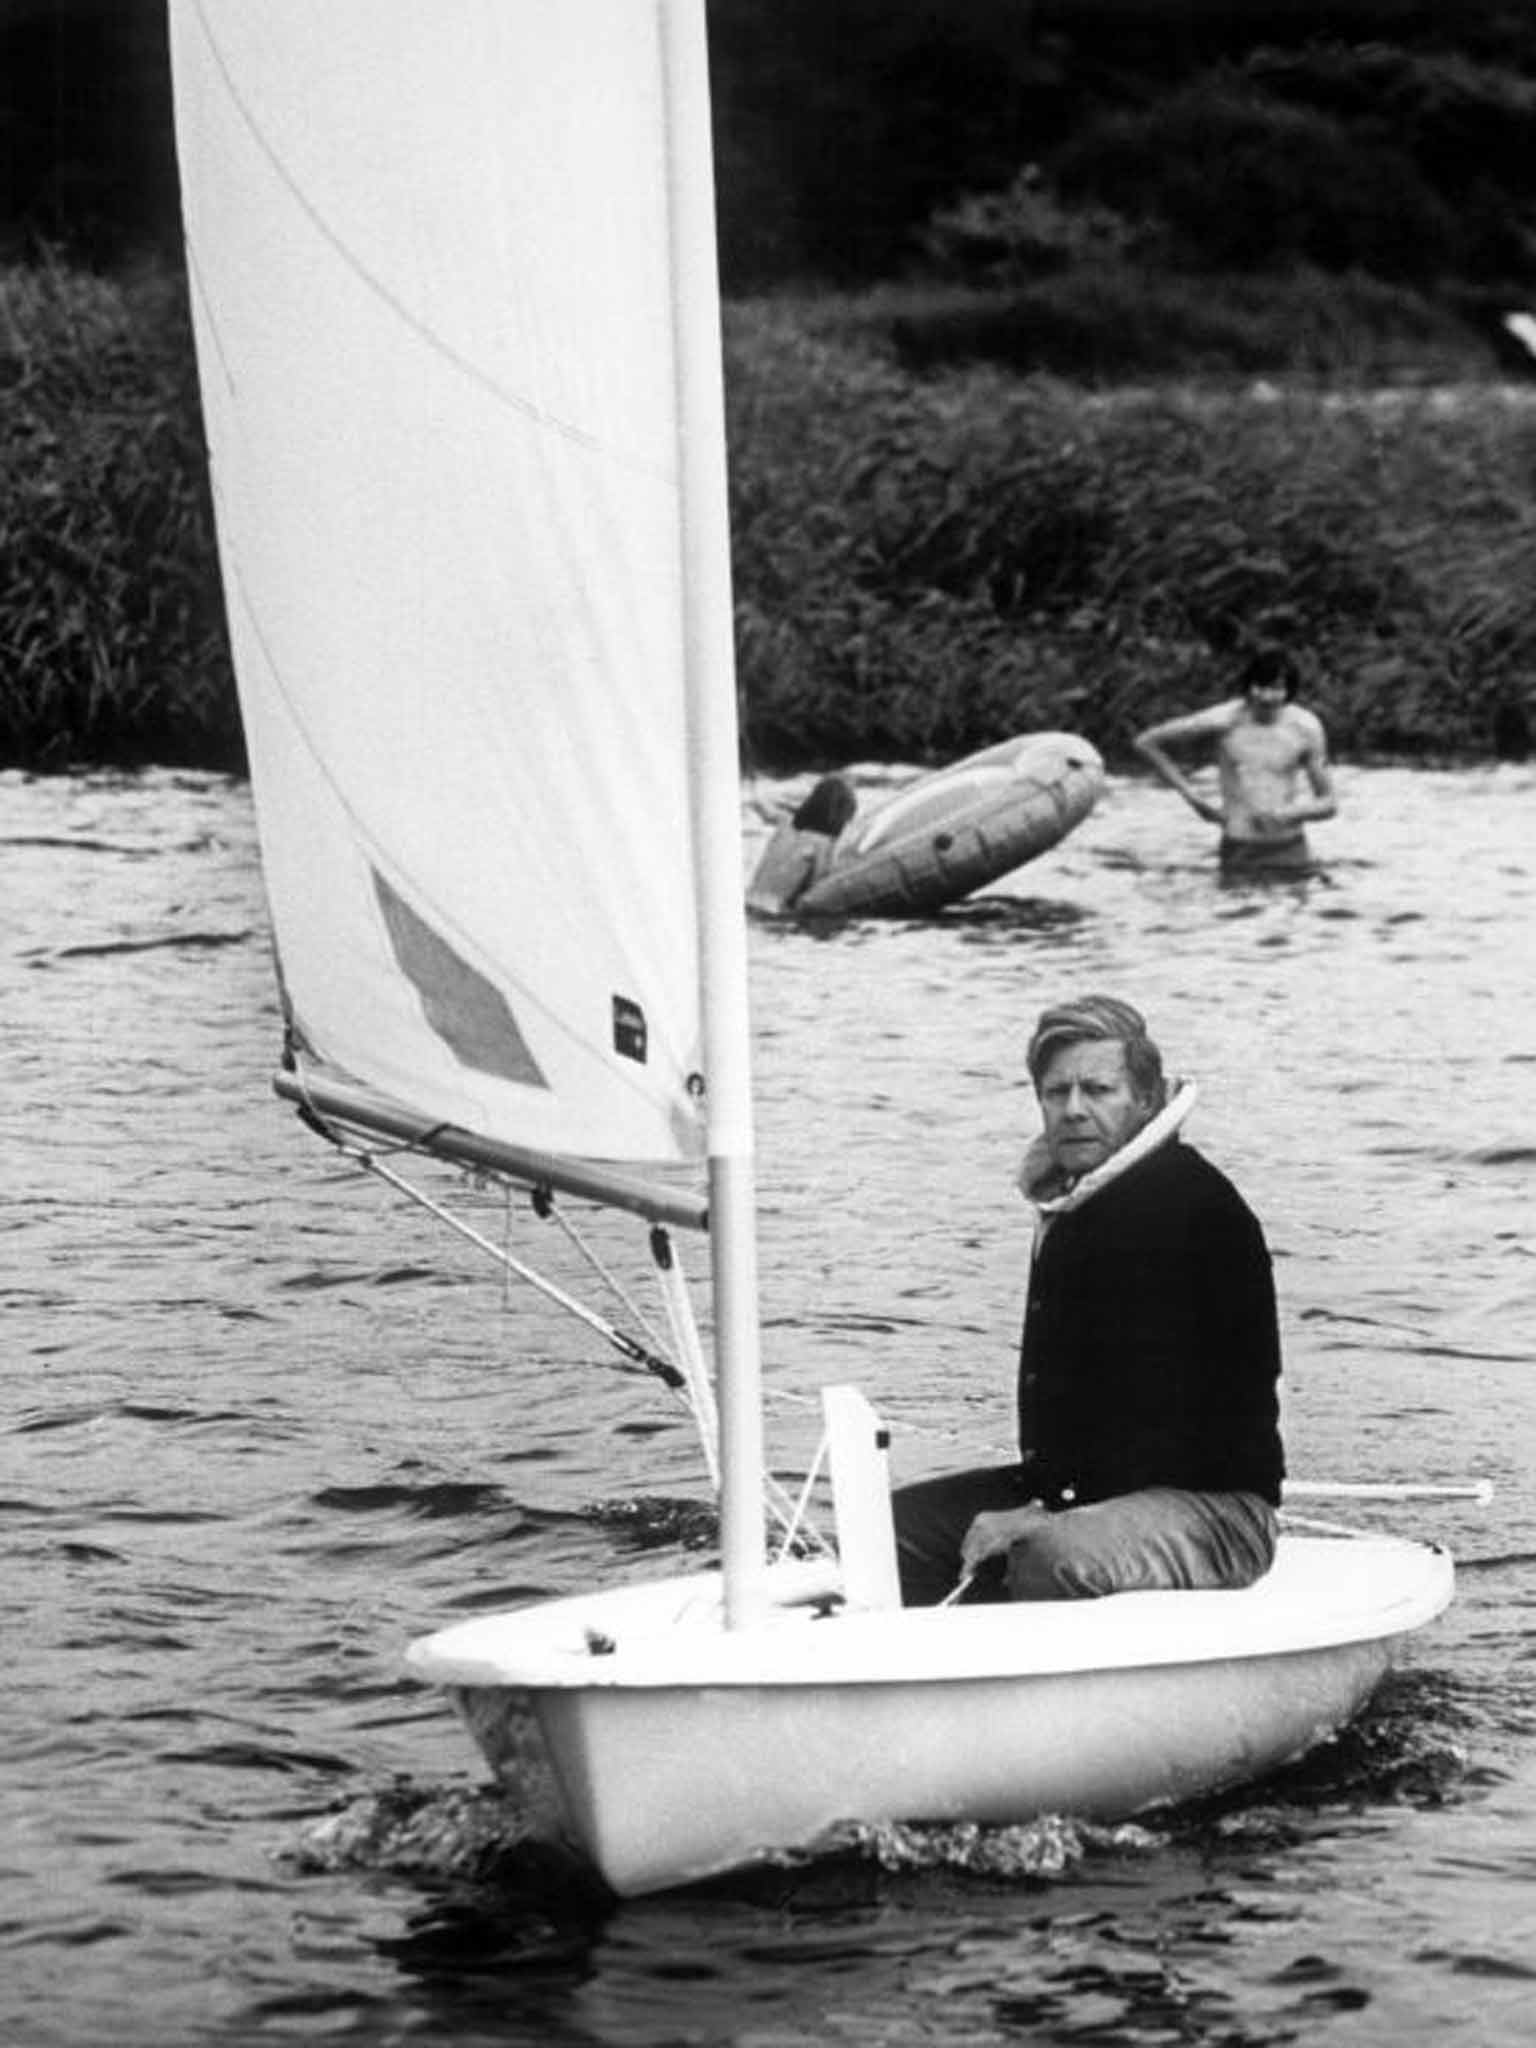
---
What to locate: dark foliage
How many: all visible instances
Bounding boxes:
[0,0,178,265]
[723,305,1536,770]
[6,0,1536,295]
[1052,80,1458,281]
[887,267,1481,383]
[1244,41,1536,280]
[708,0,1042,287]
[0,258,239,769]
[5,1,1536,772]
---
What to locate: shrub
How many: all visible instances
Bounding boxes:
[7,261,1535,774]
[0,257,237,769]
[725,300,1536,765]
[918,167,1146,283]
[1052,77,1458,281]
[884,267,1487,383]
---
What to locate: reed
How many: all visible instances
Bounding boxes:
[0,256,239,771]
[3,259,1534,773]
[725,301,1536,767]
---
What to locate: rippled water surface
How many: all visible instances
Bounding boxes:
[4,763,1534,2046]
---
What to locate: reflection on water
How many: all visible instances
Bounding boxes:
[2,762,1534,2047]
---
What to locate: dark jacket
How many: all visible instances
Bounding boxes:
[1017,1133,1284,1508]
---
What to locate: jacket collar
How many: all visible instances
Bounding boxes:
[1019,1081,1199,1219]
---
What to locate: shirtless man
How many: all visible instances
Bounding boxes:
[1133,649,1337,873]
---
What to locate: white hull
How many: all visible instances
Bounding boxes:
[407,1532,1453,1895]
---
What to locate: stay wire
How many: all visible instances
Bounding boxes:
[288,1087,833,1551]
[293,1100,684,1391]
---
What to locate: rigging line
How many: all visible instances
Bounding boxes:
[353,1150,827,1545]
[1278,1512,1376,1540]
[764,1386,822,1412]
[185,0,675,485]
[290,1083,822,1540]
[540,1195,674,1360]
[765,1383,1010,1468]
[343,1145,683,1391]
[759,1453,836,1556]
[379,1170,819,1544]
[499,1181,517,1315]
[641,1231,826,1548]
[649,1225,720,1492]
[776,1429,830,1563]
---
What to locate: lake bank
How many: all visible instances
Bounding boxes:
[4,259,1535,773]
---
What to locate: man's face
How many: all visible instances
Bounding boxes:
[1037,1039,1154,1178]
[1245,680,1287,723]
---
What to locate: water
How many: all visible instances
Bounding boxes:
[4,761,1534,2046]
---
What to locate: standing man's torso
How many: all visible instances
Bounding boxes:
[1217,702,1321,841]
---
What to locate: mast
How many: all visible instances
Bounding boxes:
[659,0,766,1628]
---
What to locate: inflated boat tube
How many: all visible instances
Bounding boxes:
[757,731,1103,919]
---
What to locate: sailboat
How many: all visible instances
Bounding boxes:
[169,0,1456,1897]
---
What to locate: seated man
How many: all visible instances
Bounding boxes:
[893,994,1283,1604]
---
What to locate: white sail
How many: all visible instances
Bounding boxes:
[170,0,710,1171]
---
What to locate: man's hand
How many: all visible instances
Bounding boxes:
[961,1503,1050,1577]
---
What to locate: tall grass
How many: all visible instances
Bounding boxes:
[3,261,1534,774]
[725,302,1536,766]
[876,267,1490,386]
[0,258,239,771]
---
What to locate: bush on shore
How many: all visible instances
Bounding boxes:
[0,257,241,771]
[725,301,1536,767]
[4,260,1536,776]
[874,267,1492,387]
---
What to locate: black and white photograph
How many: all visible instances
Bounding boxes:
[4,4,1532,2042]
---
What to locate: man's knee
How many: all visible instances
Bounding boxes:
[1000,1490,1279,1602]
[892,1466,1016,1606]
[1002,1517,1127,1600]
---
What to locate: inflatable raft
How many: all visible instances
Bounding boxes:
[748,732,1104,920]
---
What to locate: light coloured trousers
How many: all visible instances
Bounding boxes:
[891,1464,1278,1607]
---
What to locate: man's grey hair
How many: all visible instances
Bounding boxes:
[1026,994,1168,1108]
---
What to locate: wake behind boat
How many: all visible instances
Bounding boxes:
[169,0,1458,1899]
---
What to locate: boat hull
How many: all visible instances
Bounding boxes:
[457,1638,1387,1895]
[794,731,1103,919]
[407,1534,1453,1895]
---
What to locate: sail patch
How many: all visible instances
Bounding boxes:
[613,995,648,1064]
[373,872,548,1088]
